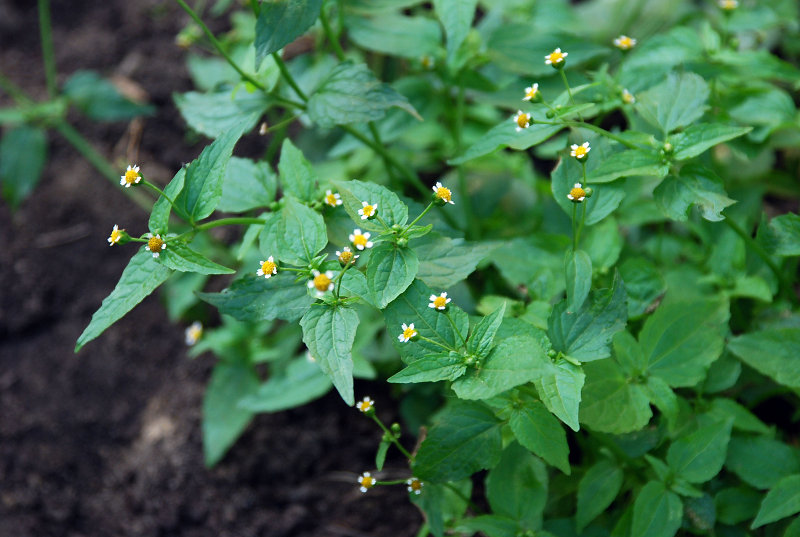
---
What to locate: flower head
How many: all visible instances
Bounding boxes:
[357,396,375,414]
[185,321,203,346]
[568,182,587,203]
[358,201,378,220]
[324,190,342,207]
[432,182,455,205]
[718,0,738,10]
[308,269,335,297]
[428,292,451,311]
[570,142,591,161]
[107,224,124,246]
[120,165,141,188]
[545,48,568,68]
[398,323,418,343]
[144,233,166,258]
[407,478,424,495]
[349,229,373,251]
[358,472,376,493]
[622,89,636,104]
[513,110,531,132]
[421,55,435,70]
[523,83,540,101]
[336,246,359,266]
[257,256,278,278]
[613,35,637,51]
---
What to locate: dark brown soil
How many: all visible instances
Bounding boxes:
[0,2,420,536]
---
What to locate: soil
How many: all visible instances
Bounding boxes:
[0,2,420,536]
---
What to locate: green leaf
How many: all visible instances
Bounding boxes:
[725,436,800,489]
[335,179,409,233]
[300,304,360,406]
[254,0,323,69]
[613,330,648,376]
[466,303,506,358]
[388,352,466,383]
[203,362,259,467]
[416,236,498,289]
[455,516,520,537]
[449,115,563,165]
[375,439,390,471]
[173,126,244,222]
[306,62,420,128]
[198,273,314,323]
[534,359,585,432]
[0,125,47,209]
[432,0,477,63]
[174,90,269,139]
[338,269,378,308]
[486,442,547,529]
[654,164,735,222]
[158,241,234,274]
[565,249,592,312]
[580,359,652,434]
[548,272,627,362]
[667,420,732,484]
[589,149,668,184]
[509,390,570,475]
[715,487,762,525]
[366,243,419,308]
[642,297,729,387]
[752,475,800,528]
[552,158,627,225]
[149,168,186,233]
[414,401,503,483]
[631,481,683,537]
[217,156,276,212]
[493,235,570,301]
[63,70,154,121]
[576,460,624,531]
[635,72,709,134]
[708,398,770,435]
[413,480,473,537]
[277,197,328,265]
[728,327,800,389]
[278,138,316,203]
[75,251,173,352]
[453,334,548,400]
[619,258,666,319]
[645,376,678,426]
[758,213,800,256]
[672,123,752,161]
[346,13,441,59]
[238,358,331,412]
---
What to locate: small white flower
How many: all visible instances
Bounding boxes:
[349,229,374,251]
[622,89,636,104]
[718,0,738,10]
[407,478,424,495]
[432,182,455,205]
[256,256,278,278]
[613,35,637,50]
[120,164,141,188]
[308,269,335,297]
[144,233,166,258]
[356,396,374,413]
[107,224,124,246]
[544,48,568,66]
[358,201,378,220]
[398,323,418,343]
[185,321,203,346]
[570,142,591,160]
[358,472,376,493]
[428,292,451,311]
[336,246,359,265]
[324,190,342,207]
[567,182,587,203]
[513,110,531,132]
[523,83,539,101]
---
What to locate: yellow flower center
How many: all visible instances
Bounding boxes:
[526,87,538,99]
[326,193,338,206]
[357,401,372,412]
[313,273,332,292]
[409,479,422,492]
[573,146,588,158]
[360,475,375,488]
[362,204,375,217]
[570,186,586,200]
[124,169,139,185]
[339,250,354,264]
[433,296,448,309]
[516,113,530,129]
[147,235,164,253]
[435,186,452,203]
[353,234,368,248]
[109,229,123,244]
[403,327,417,340]
[617,36,634,49]
[261,259,277,275]
[548,51,564,64]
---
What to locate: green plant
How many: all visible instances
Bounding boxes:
[73,0,800,536]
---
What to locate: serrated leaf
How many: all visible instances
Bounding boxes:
[366,243,419,308]
[619,258,666,319]
[493,235,569,301]
[277,197,328,265]
[198,273,314,323]
[654,164,735,222]
[238,358,331,412]
[631,481,683,537]
[158,241,234,274]
[589,149,668,183]
[174,90,269,138]
[667,420,732,484]
[203,362,259,467]
[416,236,498,289]
[414,401,503,483]
[149,168,186,233]
[218,156,276,212]
[580,359,652,434]
[466,303,506,358]
[346,13,441,59]
[552,158,627,225]
[752,474,800,528]
[300,304,360,406]
[486,442,547,529]
[565,249,592,312]
[758,213,800,256]
[254,0,323,69]
[278,138,316,203]
[642,298,729,387]
[672,123,752,160]
[388,352,466,383]
[335,179,408,233]
[509,391,570,475]
[432,0,477,63]
[728,327,800,389]
[534,359,585,432]
[636,72,709,134]
[75,251,173,352]
[0,125,47,209]
[307,61,419,128]
[576,460,624,531]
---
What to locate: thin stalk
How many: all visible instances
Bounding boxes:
[37,0,58,97]
[0,70,33,104]
[454,80,478,239]
[559,69,576,107]
[572,203,578,251]
[272,52,308,101]
[194,217,266,232]
[142,180,178,209]
[369,415,413,460]
[404,202,434,231]
[539,119,639,149]
[319,3,346,61]
[174,0,267,92]
[368,122,400,188]
[445,311,466,348]
[417,334,458,353]
[576,202,587,248]
[333,262,352,298]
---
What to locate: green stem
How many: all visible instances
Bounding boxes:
[724,217,793,302]
[404,202,434,231]
[262,114,299,133]
[194,217,267,232]
[368,122,399,188]
[319,3,346,61]
[572,203,578,251]
[417,334,458,354]
[539,119,639,149]
[142,180,178,209]
[174,0,267,92]
[374,213,390,230]
[272,52,308,102]
[370,415,413,460]
[559,69,576,107]
[376,479,408,486]
[0,70,33,104]
[333,262,352,298]
[445,311,466,348]
[37,0,57,98]
[454,79,478,239]
[576,202,587,249]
